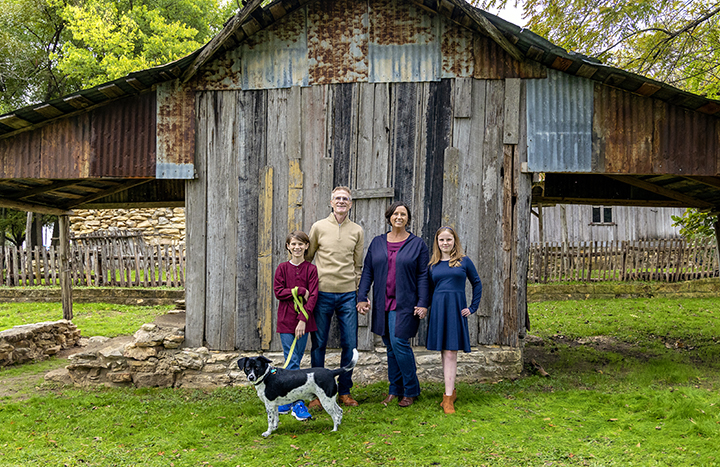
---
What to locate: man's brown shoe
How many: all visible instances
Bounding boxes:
[398,396,415,407]
[339,394,359,407]
[381,394,398,406]
[307,398,322,410]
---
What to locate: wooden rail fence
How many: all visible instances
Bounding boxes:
[0,242,185,287]
[529,239,719,283]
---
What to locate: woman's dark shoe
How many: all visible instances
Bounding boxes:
[398,396,415,407]
[381,394,398,406]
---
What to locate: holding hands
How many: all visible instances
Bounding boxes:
[357,301,370,315]
[414,307,427,319]
[460,307,471,318]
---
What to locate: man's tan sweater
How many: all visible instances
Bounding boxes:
[307,213,364,293]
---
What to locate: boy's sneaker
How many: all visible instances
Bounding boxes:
[291,401,312,421]
[278,403,293,414]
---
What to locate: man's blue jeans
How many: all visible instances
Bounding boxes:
[280,332,309,370]
[310,291,357,395]
[381,310,420,398]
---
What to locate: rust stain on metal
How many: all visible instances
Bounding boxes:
[40,114,91,178]
[90,93,156,177]
[308,0,369,84]
[594,85,720,176]
[473,35,545,79]
[369,0,437,47]
[441,17,474,78]
[192,46,243,91]
[550,56,573,72]
[157,81,196,167]
[594,85,654,174]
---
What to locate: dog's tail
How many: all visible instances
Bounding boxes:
[330,348,359,377]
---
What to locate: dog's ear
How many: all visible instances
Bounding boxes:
[258,355,272,365]
[237,357,248,370]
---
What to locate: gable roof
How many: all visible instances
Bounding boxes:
[0,0,718,140]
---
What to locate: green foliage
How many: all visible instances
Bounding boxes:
[0,0,235,112]
[671,208,717,239]
[0,208,27,247]
[478,0,720,98]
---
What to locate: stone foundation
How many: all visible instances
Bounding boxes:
[0,320,82,366]
[58,313,522,388]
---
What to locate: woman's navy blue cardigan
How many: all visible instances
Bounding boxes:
[357,232,430,340]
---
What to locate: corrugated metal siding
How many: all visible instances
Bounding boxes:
[0,128,40,178]
[594,85,720,176]
[593,85,654,173]
[156,81,195,179]
[441,17,474,78]
[368,0,440,82]
[241,5,309,90]
[90,93,156,177]
[527,69,593,172]
[656,102,720,176]
[40,115,91,178]
[308,0,369,84]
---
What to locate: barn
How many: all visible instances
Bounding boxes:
[1,0,720,373]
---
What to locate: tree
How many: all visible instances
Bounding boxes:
[671,208,717,240]
[0,0,237,112]
[0,208,29,247]
[477,0,720,98]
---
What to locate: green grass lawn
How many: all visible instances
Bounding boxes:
[1,297,719,466]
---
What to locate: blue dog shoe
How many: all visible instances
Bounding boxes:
[278,403,293,414]
[292,401,312,421]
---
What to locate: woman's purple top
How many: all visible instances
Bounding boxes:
[385,239,406,311]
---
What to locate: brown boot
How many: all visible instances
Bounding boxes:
[441,394,455,414]
[439,389,457,405]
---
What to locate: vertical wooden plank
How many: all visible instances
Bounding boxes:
[329,83,358,188]
[454,77,473,118]
[34,247,41,286]
[236,89,265,351]
[12,246,19,286]
[267,88,292,352]
[301,85,329,230]
[205,91,239,351]
[258,166,274,350]
[59,215,72,320]
[178,244,185,286]
[184,92,208,348]
[84,247,91,286]
[500,144,516,346]
[503,78,521,145]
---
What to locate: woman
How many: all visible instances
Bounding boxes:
[426,226,482,414]
[357,202,429,407]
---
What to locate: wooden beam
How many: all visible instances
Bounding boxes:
[9,180,82,200]
[442,0,525,62]
[352,187,394,199]
[0,198,74,216]
[181,0,264,83]
[687,176,720,190]
[59,214,73,320]
[64,179,153,208]
[605,175,714,209]
[535,196,692,208]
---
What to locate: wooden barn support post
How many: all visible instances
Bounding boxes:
[714,217,720,270]
[59,214,73,320]
[258,166,274,350]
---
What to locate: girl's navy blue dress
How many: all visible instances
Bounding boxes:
[426,256,482,352]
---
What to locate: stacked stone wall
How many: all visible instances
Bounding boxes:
[0,320,81,366]
[61,314,522,389]
[69,208,186,245]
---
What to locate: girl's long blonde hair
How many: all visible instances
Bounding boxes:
[429,226,465,268]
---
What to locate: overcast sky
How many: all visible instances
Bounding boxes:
[485,3,526,27]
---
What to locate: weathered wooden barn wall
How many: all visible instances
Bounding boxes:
[184,0,533,351]
[530,205,685,243]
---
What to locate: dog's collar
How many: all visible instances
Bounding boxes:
[252,366,273,386]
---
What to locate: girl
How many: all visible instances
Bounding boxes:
[273,230,319,420]
[426,226,482,414]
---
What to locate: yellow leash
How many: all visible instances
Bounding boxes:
[281,287,309,369]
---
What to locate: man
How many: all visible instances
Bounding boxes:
[307,186,364,407]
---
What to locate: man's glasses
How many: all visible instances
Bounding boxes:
[333,196,351,202]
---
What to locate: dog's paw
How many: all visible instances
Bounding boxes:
[262,431,272,438]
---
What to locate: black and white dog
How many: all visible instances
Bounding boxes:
[238,348,358,437]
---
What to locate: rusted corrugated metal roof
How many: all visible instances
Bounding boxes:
[2,0,719,140]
